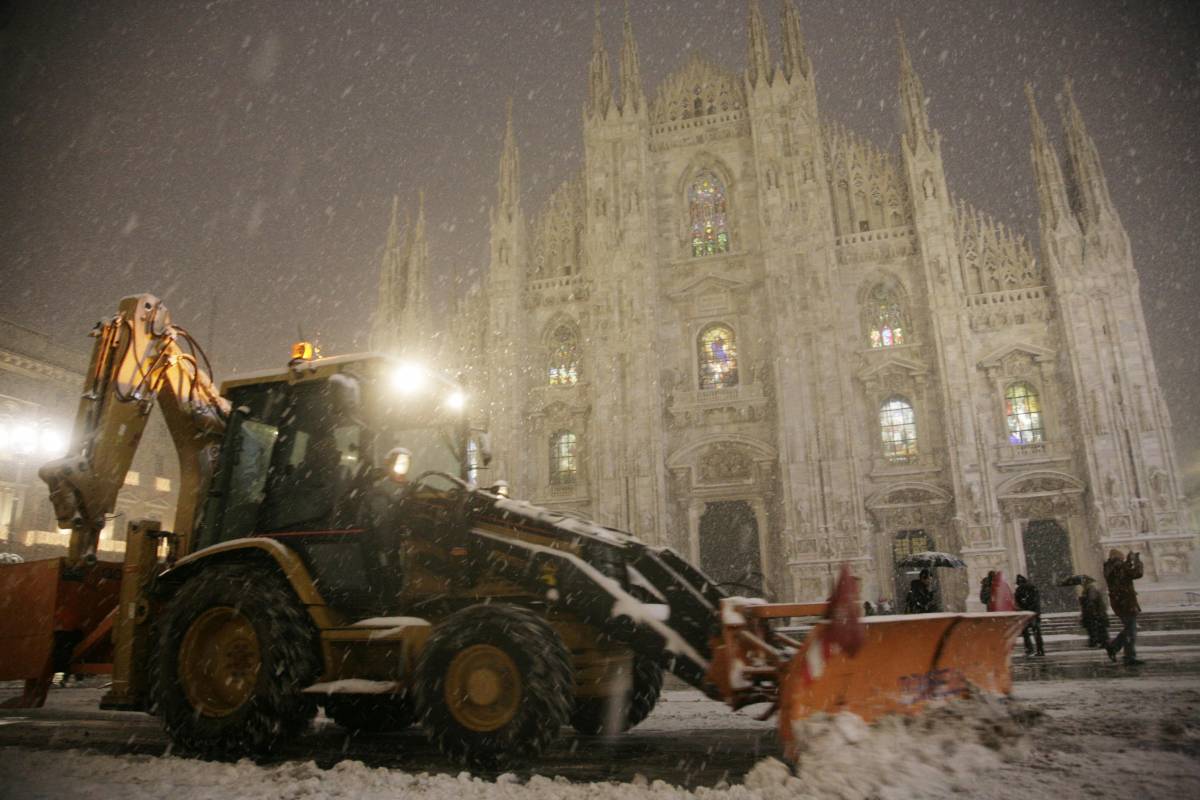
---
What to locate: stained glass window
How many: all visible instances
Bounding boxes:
[549,430,577,485]
[1005,383,1044,444]
[867,284,908,348]
[698,324,739,390]
[689,172,730,257]
[879,396,918,462]
[548,324,580,386]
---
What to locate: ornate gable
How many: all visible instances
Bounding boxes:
[530,174,586,280]
[667,272,748,301]
[977,343,1055,376]
[651,55,745,126]
[822,122,912,238]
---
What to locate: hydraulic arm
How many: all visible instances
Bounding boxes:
[39,294,230,567]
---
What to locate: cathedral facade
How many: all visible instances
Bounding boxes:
[376,2,1198,610]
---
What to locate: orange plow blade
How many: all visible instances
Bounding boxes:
[778,611,1031,756]
[0,558,121,708]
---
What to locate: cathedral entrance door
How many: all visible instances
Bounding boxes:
[1022,519,1075,612]
[892,529,942,610]
[698,501,763,595]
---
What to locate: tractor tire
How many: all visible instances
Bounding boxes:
[570,653,664,735]
[324,694,414,733]
[149,562,321,759]
[413,604,572,768]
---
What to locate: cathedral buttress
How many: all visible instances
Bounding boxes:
[484,99,530,492]
[895,26,986,579]
[1033,84,1187,575]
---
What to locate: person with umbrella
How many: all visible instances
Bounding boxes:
[1079,576,1109,648]
[905,568,939,614]
[897,552,961,614]
[1015,575,1046,656]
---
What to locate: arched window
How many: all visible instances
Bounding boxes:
[547,324,580,386]
[1005,382,1044,444]
[866,283,909,348]
[549,430,578,485]
[879,396,918,462]
[689,172,730,257]
[698,324,739,390]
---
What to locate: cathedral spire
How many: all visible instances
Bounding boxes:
[1057,79,1118,231]
[587,2,613,119]
[384,193,401,250]
[746,0,772,88]
[372,195,409,352]
[618,0,643,114]
[897,23,932,152]
[407,189,428,312]
[780,0,810,82]
[1025,84,1077,237]
[497,98,520,220]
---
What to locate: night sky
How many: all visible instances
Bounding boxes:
[2,1,1198,471]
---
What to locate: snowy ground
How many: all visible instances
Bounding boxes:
[2,676,1197,800]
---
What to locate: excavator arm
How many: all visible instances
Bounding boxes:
[39,293,230,566]
[1,295,230,708]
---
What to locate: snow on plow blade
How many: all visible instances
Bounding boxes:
[778,610,1032,756]
[0,558,121,708]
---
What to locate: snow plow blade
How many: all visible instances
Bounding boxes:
[778,610,1031,755]
[0,558,121,708]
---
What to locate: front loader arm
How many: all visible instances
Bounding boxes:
[39,294,230,567]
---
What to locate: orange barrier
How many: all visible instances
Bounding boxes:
[0,559,121,707]
[778,610,1031,758]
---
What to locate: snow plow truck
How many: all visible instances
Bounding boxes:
[0,294,1030,767]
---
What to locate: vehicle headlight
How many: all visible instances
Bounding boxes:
[389,363,426,395]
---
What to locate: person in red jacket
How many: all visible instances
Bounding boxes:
[1104,549,1145,665]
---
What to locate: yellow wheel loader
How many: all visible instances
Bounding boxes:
[0,294,1030,768]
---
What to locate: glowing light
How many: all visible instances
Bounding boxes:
[389,447,412,481]
[445,391,466,411]
[40,428,67,457]
[12,423,37,455]
[389,363,427,394]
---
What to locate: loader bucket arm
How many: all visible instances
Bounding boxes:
[469,525,717,689]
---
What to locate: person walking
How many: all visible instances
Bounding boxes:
[979,570,996,608]
[1079,577,1109,648]
[1015,575,1046,656]
[1104,549,1145,665]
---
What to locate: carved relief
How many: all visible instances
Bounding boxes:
[698,445,753,483]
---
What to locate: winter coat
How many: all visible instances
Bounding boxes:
[1015,581,1041,614]
[1104,556,1144,617]
[1080,583,1107,625]
[979,574,993,607]
[905,580,937,614]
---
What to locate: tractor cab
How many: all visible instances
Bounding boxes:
[193,352,475,615]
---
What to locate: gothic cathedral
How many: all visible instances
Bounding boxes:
[374,2,1198,610]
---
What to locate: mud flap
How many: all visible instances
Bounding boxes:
[778,610,1031,758]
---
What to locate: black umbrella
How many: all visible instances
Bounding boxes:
[1057,574,1095,587]
[897,551,966,569]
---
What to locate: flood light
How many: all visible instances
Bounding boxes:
[389,363,427,395]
